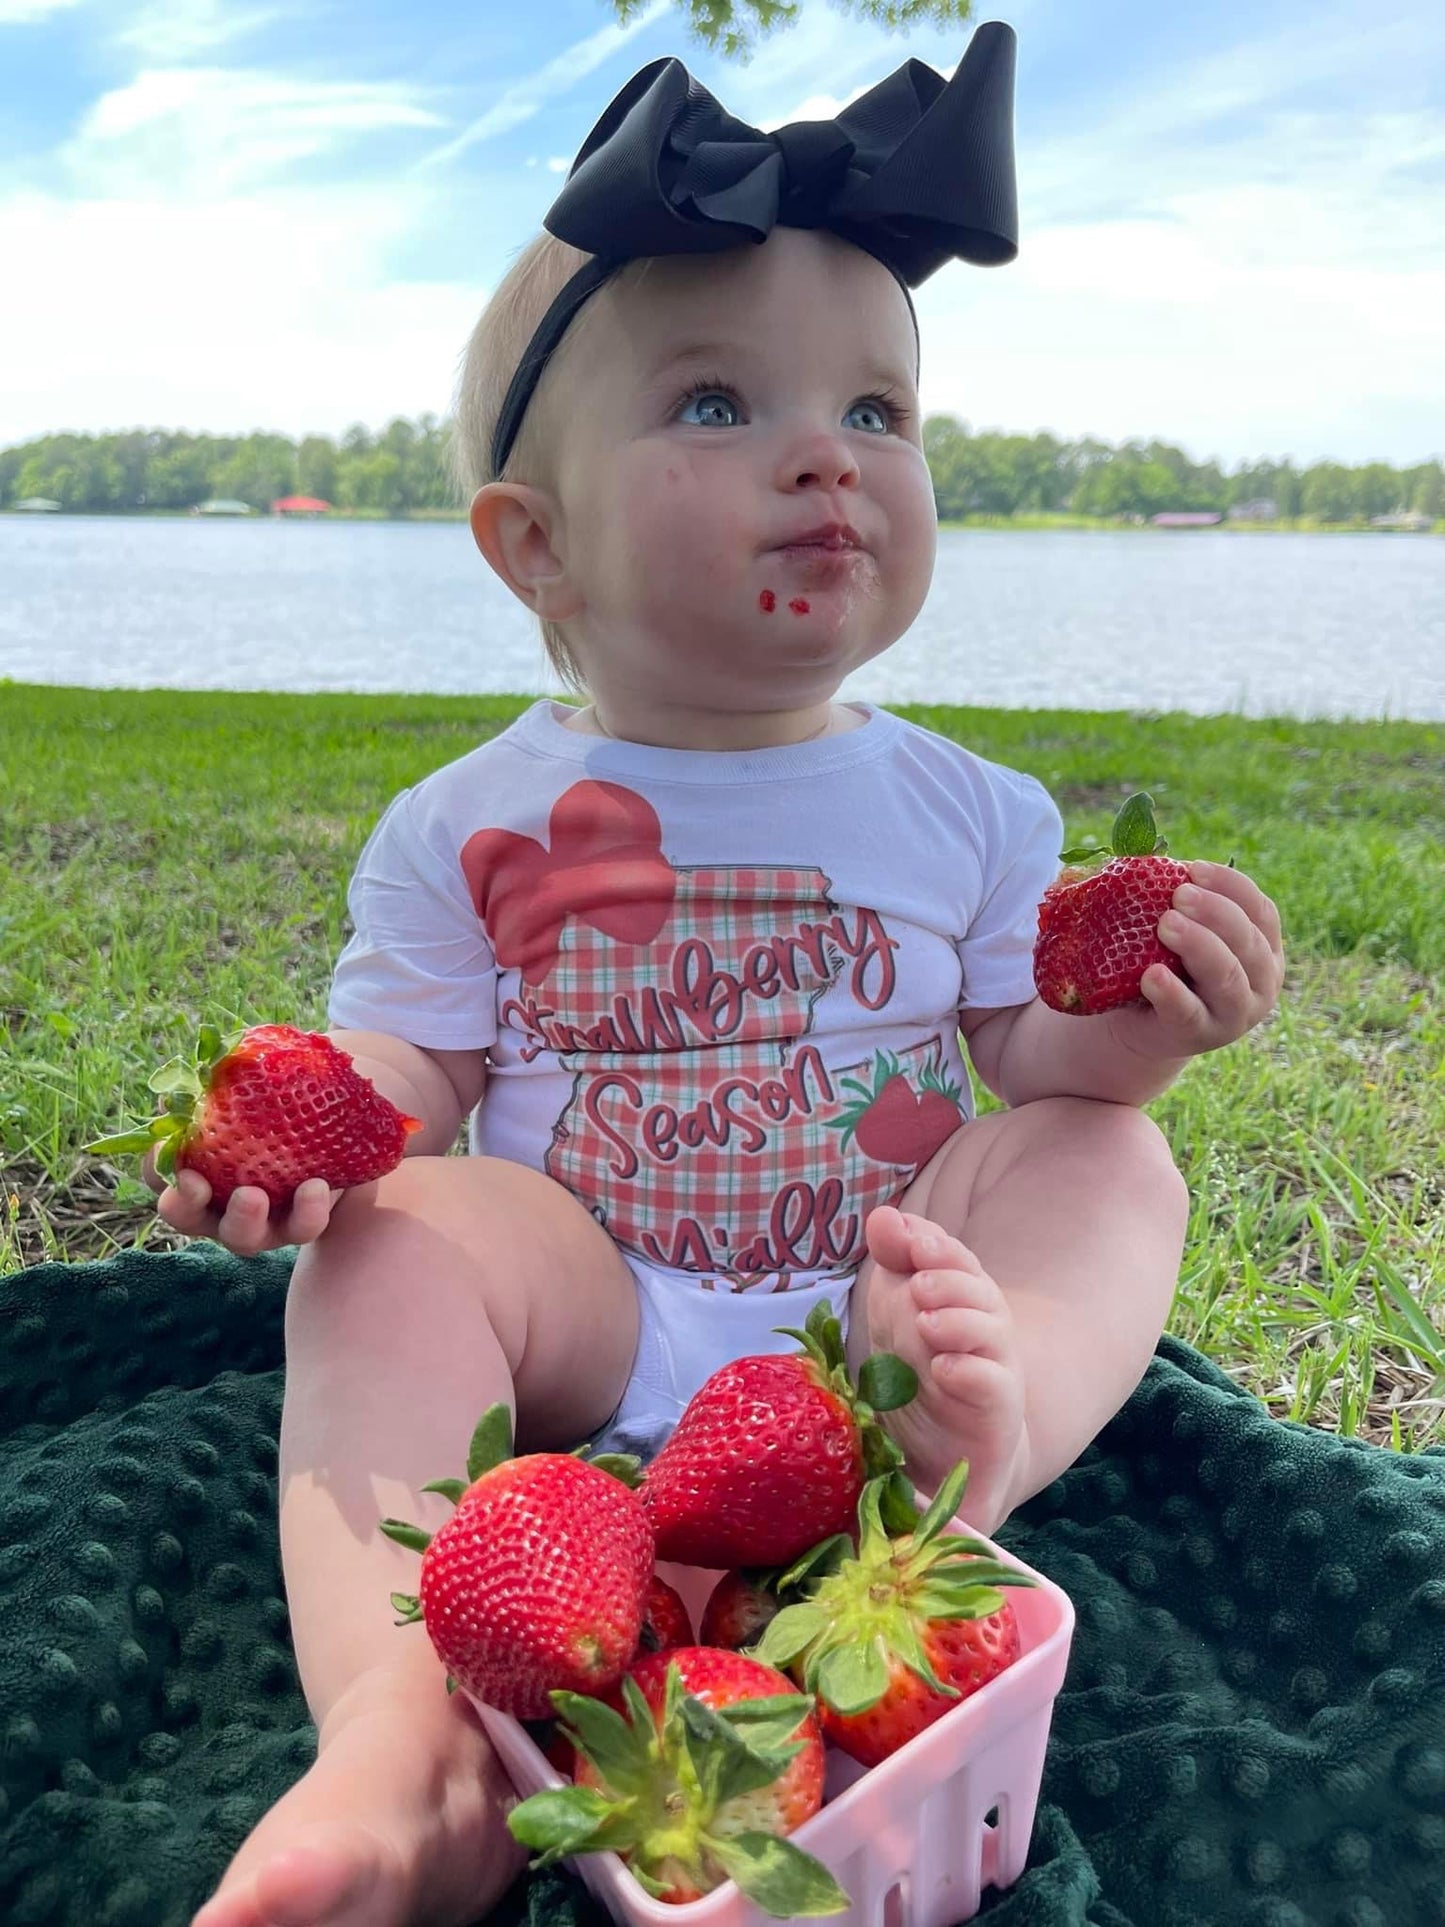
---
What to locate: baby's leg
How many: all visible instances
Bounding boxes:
[850,1097,1188,1534]
[193,1155,640,1927]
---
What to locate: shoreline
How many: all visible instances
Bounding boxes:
[3,682,1442,732]
[2,507,1441,535]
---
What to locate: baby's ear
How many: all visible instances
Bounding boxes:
[468,483,582,620]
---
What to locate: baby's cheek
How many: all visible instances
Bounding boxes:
[645,505,749,596]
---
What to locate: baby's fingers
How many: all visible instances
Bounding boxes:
[213,1184,294,1255]
[275,1178,341,1246]
[155,1168,216,1233]
[1187,861,1284,957]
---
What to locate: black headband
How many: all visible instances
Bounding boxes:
[490,20,1020,479]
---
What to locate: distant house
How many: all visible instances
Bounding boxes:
[193,498,253,516]
[1369,511,1433,532]
[1228,498,1279,522]
[271,495,332,517]
[1151,511,1223,528]
[13,497,62,512]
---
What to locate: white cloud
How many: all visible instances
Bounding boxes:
[864,3,1445,466]
[60,66,444,198]
[417,0,670,171]
[0,186,483,441]
[0,0,79,20]
[114,0,277,60]
[914,99,1445,468]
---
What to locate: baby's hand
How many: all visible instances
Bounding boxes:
[144,1151,339,1255]
[1115,860,1284,1057]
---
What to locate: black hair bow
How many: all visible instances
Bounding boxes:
[489,21,1018,476]
[547,20,1018,282]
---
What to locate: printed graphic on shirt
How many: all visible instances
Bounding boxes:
[461,779,966,1287]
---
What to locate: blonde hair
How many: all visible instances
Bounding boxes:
[452,233,651,691]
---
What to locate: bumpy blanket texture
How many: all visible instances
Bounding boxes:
[1,1246,1442,1927]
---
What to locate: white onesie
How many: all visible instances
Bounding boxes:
[327,697,1063,1457]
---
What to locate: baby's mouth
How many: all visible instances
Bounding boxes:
[770,521,867,555]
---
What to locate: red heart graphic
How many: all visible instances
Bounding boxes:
[461,780,676,981]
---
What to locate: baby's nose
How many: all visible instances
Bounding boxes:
[778,428,861,492]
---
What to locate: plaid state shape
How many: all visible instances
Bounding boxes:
[546,1032,965,1288]
[512,862,899,1056]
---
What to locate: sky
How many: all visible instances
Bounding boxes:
[1,0,1441,470]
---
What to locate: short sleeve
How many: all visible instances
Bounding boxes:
[955,771,1064,1011]
[327,790,499,1051]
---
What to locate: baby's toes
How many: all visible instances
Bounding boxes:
[910,1253,1005,1327]
[904,1214,984,1277]
[916,1298,1009,1368]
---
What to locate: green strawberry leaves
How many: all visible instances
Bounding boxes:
[578,1451,645,1488]
[82,1113,186,1162]
[678,1693,803,1810]
[753,1466,1038,1718]
[83,1022,242,1169]
[744,1602,831,1668]
[507,1785,627,1859]
[549,1685,657,1794]
[1059,790,1171,865]
[465,1403,513,1481]
[507,1661,848,1917]
[855,1351,917,1413]
[378,1518,432,1556]
[908,1458,973,1550]
[707,1833,849,1917]
[814,1638,890,1715]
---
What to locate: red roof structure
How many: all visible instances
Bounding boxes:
[271,495,331,515]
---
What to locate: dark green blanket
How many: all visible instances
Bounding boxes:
[2,1248,1442,1927]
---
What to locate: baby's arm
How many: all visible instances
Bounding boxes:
[328,1032,487,1157]
[149,1032,487,1256]
[966,860,1284,1109]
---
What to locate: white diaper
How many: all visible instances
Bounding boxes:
[583,1254,856,1465]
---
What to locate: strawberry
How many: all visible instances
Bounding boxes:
[381,1405,654,1720]
[1032,791,1193,1016]
[508,1648,848,1917]
[639,1302,918,1568]
[752,1465,1033,1768]
[541,1570,696,1776]
[639,1573,694,1654]
[701,1570,783,1651]
[85,1021,421,1216]
[825,1051,965,1165]
[699,1534,851,1650]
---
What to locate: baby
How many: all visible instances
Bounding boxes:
[165,29,1285,1927]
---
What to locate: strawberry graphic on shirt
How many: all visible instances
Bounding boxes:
[825,1051,966,1166]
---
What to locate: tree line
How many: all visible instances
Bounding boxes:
[2,415,1441,525]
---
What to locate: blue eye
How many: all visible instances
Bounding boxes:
[846,399,892,434]
[669,377,910,432]
[677,388,741,428]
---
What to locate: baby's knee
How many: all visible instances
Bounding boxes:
[1031,1096,1187,1213]
[1109,1105,1187,1213]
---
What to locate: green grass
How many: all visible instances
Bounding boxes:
[3,681,1443,1448]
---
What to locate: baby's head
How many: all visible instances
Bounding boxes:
[453,224,938,715]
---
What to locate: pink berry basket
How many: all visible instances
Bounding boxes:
[471,1516,1074,1927]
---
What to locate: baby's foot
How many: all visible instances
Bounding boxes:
[861,1205,1027,1535]
[191,1670,526,1927]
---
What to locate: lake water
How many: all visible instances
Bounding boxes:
[3,513,1443,720]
